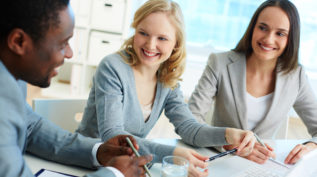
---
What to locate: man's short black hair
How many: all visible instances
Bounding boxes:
[0,0,70,44]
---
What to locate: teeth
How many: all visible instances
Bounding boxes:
[143,49,157,57]
[260,44,273,51]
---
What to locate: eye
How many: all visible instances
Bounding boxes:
[139,31,148,36]
[259,25,267,31]
[158,37,167,41]
[60,41,69,50]
[277,32,287,37]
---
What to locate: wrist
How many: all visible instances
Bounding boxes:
[304,142,317,148]
[225,128,232,144]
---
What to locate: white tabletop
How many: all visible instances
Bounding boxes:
[148,139,305,177]
[25,139,305,177]
[24,153,94,176]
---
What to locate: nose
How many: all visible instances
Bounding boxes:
[65,44,73,59]
[146,37,156,50]
[263,32,275,44]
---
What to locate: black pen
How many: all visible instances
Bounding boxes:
[205,148,237,162]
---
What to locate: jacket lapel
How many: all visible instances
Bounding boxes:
[227,52,247,129]
[253,72,285,132]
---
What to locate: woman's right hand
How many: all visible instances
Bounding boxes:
[225,128,256,156]
[244,142,276,164]
[173,147,209,177]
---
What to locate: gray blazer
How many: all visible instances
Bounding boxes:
[0,61,116,177]
[189,51,317,143]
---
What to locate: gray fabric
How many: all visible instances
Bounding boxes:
[188,51,317,144]
[0,60,115,177]
[77,52,227,163]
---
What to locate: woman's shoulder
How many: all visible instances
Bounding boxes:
[99,51,126,66]
[206,51,243,70]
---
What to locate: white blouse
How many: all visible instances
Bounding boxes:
[246,92,274,130]
[141,103,153,122]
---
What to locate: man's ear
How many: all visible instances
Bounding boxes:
[7,28,32,56]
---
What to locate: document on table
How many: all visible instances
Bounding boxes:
[35,169,77,177]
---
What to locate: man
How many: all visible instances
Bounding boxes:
[0,0,151,176]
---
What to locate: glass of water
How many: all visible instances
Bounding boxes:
[161,156,189,177]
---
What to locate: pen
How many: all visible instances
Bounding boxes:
[205,148,237,162]
[254,133,290,169]
[126,137,152,177]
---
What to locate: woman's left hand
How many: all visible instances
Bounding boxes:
[174,147,209,177]
[284,142,317,164]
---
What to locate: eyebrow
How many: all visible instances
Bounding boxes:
[138,27,172,39]
[259,22,289,32]
[61,34,73,44]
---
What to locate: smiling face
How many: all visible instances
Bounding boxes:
[23,6,74,87]
[250,6,290,62]
[133,12,177,70]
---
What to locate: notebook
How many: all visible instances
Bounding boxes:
[233,149,317,177]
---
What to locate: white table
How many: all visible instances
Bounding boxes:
[24,153,94,176]
[148,139,305,177]
[25,139,305,177]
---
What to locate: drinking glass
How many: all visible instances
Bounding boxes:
[161,156,189,177]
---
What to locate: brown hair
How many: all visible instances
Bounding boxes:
[119,0,186,89]
[233,0,300,74]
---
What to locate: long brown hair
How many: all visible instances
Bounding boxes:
[233,0,300,74]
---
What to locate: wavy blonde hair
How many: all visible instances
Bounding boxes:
[119,0,186,89]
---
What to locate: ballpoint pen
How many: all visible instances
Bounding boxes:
[205,148,237,162]
[126,137,152,177]
[254,133,290,169]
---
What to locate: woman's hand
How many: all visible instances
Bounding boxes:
[284,142,317,164]
[244,142,275,164]
[225,128,256,156]
[174,147,209,177]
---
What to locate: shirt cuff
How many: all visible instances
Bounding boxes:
[106,167,125,177]
[92,142,103,167]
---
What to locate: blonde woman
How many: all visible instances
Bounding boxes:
[77,0,255,176]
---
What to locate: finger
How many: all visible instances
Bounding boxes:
[192,150,209,161]
[253,146,270,160]
[255,144,271,157]
[246,153,268,164]
[288,146,309,164]
[135,155,153,166]
[188,164,208,177]
[138,166,145,177]
[127,135,139,150]
[237,131,253,153]
[190,151,208,169]
[285,144,302,164]
[238,133,255,156]
[264,143,274,151]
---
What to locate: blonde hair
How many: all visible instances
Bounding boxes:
[120,0,186,89]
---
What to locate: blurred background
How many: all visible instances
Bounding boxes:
[28,0,316,139]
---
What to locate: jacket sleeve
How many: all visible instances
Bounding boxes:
[0,76,33,176]
[25,103,100,169]
[293,67,317,144]
[188,53,219,123]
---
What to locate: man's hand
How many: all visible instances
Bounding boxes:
[284,142,317,164]
[107,155,153,177]
[97,135,138,166]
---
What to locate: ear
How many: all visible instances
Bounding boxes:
[7,28,33,56]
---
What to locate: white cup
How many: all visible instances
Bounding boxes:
[161,156,189,177]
